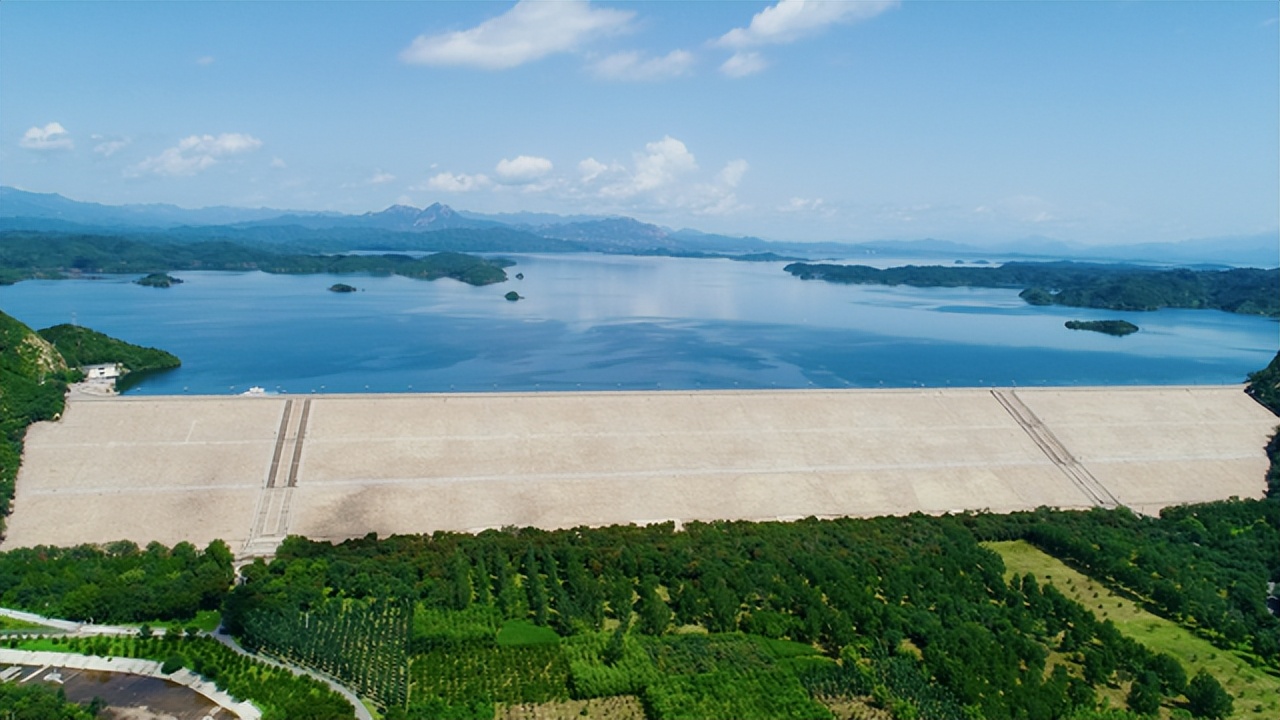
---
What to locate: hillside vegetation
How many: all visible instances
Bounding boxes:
[0,231,511,286]
[39,324,181,375]
[784,261,1280,316]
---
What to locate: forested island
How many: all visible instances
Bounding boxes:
[329,283,358,293]
[0,231,511,287]
[135,272,183,288]
[783,261,1280,317]
[1065,320,1139,336]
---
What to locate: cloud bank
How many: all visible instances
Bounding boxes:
[591,50,695,81]
[400,0,633,69]
[20,122,74,150]
[717,0,897,48]
[129,133,263,177]
[495,155,553,184]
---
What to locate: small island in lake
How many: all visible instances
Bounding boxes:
[135,272,182,288]
[1065,319,1139,336]
[504,291,522,302]
[328,283,358,293]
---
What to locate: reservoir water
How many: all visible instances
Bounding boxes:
[0,253,1275,395]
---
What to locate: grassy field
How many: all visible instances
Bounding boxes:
[13,637,69,652]
[0,615,42,631]
[496,619,561,647]
[988,540,1280,720]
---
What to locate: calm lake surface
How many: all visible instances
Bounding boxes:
[0,253,1275,395]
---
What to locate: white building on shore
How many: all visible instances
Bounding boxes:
[83,363,122,381]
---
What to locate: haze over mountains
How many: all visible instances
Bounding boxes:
[1,186,1274,267]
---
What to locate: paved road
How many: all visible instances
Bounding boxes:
[0,607,135,635]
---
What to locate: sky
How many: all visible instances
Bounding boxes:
[2,1,1277,245]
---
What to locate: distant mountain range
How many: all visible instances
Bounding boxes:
[1,186,1275,267]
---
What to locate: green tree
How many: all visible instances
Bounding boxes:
[1125,671,1161,715]
[1185,670,1233,719]
[1146,652,1187,696]
[635,575,670,636]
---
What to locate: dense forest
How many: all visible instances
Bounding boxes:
[213,502,1268,719]
[0,231,512,286]
[783,261,1280,317]
[0,540,232,623]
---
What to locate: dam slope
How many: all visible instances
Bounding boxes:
[6,386,1275,557]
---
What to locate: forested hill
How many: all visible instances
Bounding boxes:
[1247,351,1280,416]
[0,231,511,286]
[784,261,1280,317]
[39,324,181,375]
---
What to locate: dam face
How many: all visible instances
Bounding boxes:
[7,386,1276,557]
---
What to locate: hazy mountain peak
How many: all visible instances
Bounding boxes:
[367,204,420,218]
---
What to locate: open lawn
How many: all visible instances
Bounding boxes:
[988,540,1280,719]
[497,620,561,647]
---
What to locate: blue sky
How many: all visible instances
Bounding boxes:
[2,1,1276,244]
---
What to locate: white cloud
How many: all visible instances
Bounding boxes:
[423,171,491,192]
[720,52,768,78]
[91,135,130,157]
[196,55,215,66]
[686,159,749,216]
[578,157,611,183]
[602,135,698,198]
[781,197,825,212]
[495,155,553,184]
[342,169,398,188]
[579,138,747,216]
[400,0,633,69]
[20,122,73,151]
[270,157,288,169]
[129,133,263,177]
[717,0,897,48]
[717,159,749,188]
[779,197,835,218]
[591,50,695,81]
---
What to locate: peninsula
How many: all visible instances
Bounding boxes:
[784,261,1280,316]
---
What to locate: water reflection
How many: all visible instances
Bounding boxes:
[0,253,1273,395]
